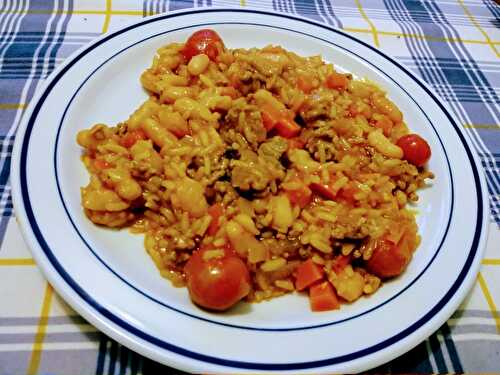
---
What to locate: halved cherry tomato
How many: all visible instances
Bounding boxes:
[119,129,147,148]
[181,29,224,62]
[207,203,224,236]
[184,247,251,311]
[325,72,349,90]
[396,134,431,167]
[365,236,413,279]
[309,281,340,311]
[295,259,324,291]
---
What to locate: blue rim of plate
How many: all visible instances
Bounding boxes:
[18,9,483,370]
[53,22,454,331]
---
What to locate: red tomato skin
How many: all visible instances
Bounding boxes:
[184,248,251,311]
[396,134,431,167]
[365,239,411,278]
[181,29,224,61]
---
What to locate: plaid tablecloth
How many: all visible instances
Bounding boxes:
[1,1,499,374]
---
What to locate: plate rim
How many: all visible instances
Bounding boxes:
[11,7,489,373]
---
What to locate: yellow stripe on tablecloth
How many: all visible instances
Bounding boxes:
[0,103,26,110]
[27,283,54,375]
[101,0,112,34]
[353,0,380,48]
[0,6,498,47]
[0,258,36,266]
[343,27,500,46]
[482,259,500,266]
[457,0,500,58]
[240,0,246,6]
[477,272,500,334]
[463,124,500,130]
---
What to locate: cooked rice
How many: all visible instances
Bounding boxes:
[77,38,434,307]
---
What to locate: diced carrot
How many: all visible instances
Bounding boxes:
[261,105,302,138]
[297,75,315,94]
[286,185,312,208]
[260,103,282,131]
[207,203,224,236]
[275,117,301,138]
[287,137,305,150]
[295,259,324,291]
[325,72,349,91]
[261,111,277,131]
[93,159,111,170]
[331,254,352,274]
[309,281,340,311]
[119,129,147,148]
[309,183,337,200]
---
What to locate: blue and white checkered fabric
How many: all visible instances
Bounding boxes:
[0,1,499,374]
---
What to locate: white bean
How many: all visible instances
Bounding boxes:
[368,129,403,159]
[187,54,210,75]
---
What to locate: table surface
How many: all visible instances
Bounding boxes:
[1,1,499,374]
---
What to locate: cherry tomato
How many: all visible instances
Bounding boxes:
[184,247,251,311]
[181,29,224,62]
[396,134,431,167]
[365,237,412,278]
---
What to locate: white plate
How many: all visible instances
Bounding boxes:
[11,8,489,373]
